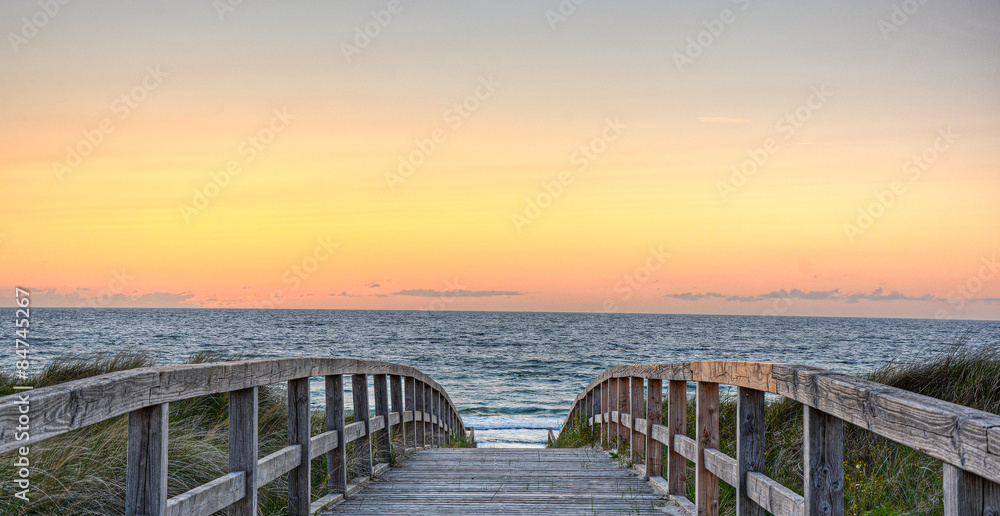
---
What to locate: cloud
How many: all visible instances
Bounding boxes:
[365,282,381,288]
[28,288,197,308]
[393,289,524,298]
[697,116,750,124]
[666,288,948,304]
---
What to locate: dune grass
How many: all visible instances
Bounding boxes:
[0,352,388,515]
[552,337,1000,516]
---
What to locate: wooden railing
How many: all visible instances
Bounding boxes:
[562,361,1000,516]
[0,358,469,516]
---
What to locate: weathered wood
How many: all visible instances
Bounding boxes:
[747,472,805,516]
[668,380,688,495]
[414,380,425,447]
[674,434,697,463]
[631,376,645,464]
[697,381,720,516]
[944,463,983,515]
[405,376,417,449]
[126,402,168,516]
[258,445,301,488]
[703,448,737,487]
[167,471,245,516]
[738,387,765,516]
[373,374,390,463]
[310,431,339,459]
[287,377,311,516]
[390,374,404,446]
[646,378,663,479]
[326,374,347,495]
[692,361,777,393]
[618,377,630,451]
[608,378,619,447]
[344,420,367,443]
[228,387,258,516]
[601,380,610,447]
[423,383,434,447]
[804,405,843,516]
[352,374,372,477]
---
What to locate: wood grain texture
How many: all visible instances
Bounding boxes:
[414,381,425,448]
[326,374,347,495]
[228,387,257,516]
[631,377,645,464]
[697,382,720,516]
[601,380,610,447]
[404,376,416,449]
[738,387,765,516]
[373,374,390,463]
[352,374,373,477]
[167,472,245,516]
[390,374,404,447]
[674,435,697,463]
[286,378,311,515]
[747,472,805,516]
[703,448,737,487]
[944,463,983,515]
[609,378,619,447]
[126,402,168,516]
[618,376,630,451]
[804,405,843,516]
[646,378,663,479]
[257,445,301,488]
[668,380,688,495]
[423,383,434,447]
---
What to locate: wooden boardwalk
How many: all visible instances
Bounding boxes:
[323,448,678,515]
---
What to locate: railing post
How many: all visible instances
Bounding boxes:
[326,374,347,495]
[631,377,644,464]
[667,380,687,495]
[352,374,373,477]
[804,406,844,516]
[287,378,311,516]
[414,380,425,447]
[436,391,445,444]
[737,387,765,516]
[696,381,719,516]
[373,373,390,464]
[618,377,630,451]
[405,376,417,449]
[423,383,434,447]
[601,380,610,448]
[126,403,168,516]
[390,374,404,449]
[645,379,662,479]
[943,463,1000,514]
[228,387,258,516]
[592,385,602,436]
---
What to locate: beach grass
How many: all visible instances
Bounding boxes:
[552,338,1000,516]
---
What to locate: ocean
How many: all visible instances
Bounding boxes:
[6,308,998,447]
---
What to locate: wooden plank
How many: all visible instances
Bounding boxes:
[804,405,843,516]
[697,381,720,516]
[311,429,339,459]
[674,435,697,463]
[618,377,630,451]
[990,427,1000,455]
[228,387,257,516]
[414,381,425,447]
[692,361,777,393]
[703,448,737,487]
[609,378,619,447]
[257,445,301,488]
[286,377,311,516]
[601,380,610,447]
[326,375,346,495]
[369,415,385,432]
[668,380,688,495]
[774,364,1000,482]
[126,402,168,516]
[650,423,671,446]
[944,463,983,515]
[423,383,434,447]
[390,374,404,447]
[167,472,245,516]
[373,374,390,463]
[646,378,663,479]
[344,421,367,444]
[352,374,372,477]
[631,377,644,464]
[405,377,417,449]
[738,387,765,516]
[747,472,805,516]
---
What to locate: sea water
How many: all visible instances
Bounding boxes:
[5,308,997,447]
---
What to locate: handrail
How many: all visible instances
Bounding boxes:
[561,361,1000,516]
[0,357,470,516]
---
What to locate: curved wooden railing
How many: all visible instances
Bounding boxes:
[0,358,470,516]
[561,361,1000,516]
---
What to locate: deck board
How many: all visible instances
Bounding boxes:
[322,448,675,515]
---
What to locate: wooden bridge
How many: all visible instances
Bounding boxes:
[1,358,999,515]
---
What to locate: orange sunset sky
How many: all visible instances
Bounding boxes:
[1,1,998,319]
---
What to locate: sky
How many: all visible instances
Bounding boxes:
[1,0,998,319]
